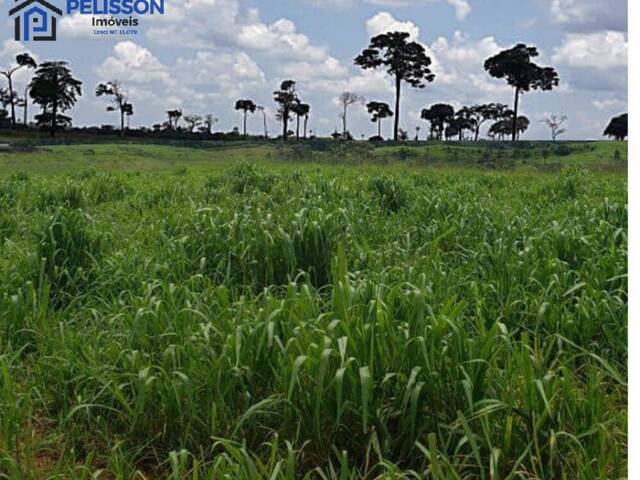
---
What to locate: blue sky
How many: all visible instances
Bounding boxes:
[1,0,628,139]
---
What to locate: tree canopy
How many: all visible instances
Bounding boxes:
[355,31,435,141]
[604,113,628,141]
[485,44,559,141]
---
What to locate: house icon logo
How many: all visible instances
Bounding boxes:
[9,0,62,42]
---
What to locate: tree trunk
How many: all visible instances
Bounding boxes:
[378,118,381,138]
[296,114,300,140]
[512,87,520,142]
[51,100,57,137]
[304,115,308,139]
[23,87,28,126]
[282,108,288,140]
[120,107,125,138]
[243,110,248,138]
[394,75,401,141]
[475,124,480,141]
[342,104,347,139]
[8,76,16,129]
[263,112,268,138]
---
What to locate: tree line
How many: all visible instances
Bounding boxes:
[0,32,628,141]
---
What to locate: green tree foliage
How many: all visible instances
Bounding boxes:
[29,61,82,137]
[484,44,559,141]
[355,31,435,141]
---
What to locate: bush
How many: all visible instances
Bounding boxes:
[37,208,102,306]
[370,175,408,213]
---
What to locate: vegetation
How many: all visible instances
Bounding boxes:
[0,142,628,478]
[604,113,628,141]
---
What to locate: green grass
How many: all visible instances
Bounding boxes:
[0,144,627,479]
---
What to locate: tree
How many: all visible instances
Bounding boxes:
[338,92,363,139]
[274,80,298,140]
[166,109,182,130]
[1,53,37,129]
[235,99,257,137]
[421,104,454,141]
[291,102,310,140]
[453,108,478,141]
[542,114,567,141]
[96,80,131,137]
[256,106,268,138]
[123,102,133,129]
[201,114,218,135]
[355,31,435,141]
[184,114,203,133]
[29,61,82,137]
[490,115,530,141]
[366,101,394,139]
[459,104,509,141]
[484,44,559,141]
[604,113,628,140]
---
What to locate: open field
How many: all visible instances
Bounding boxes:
[0,143,627,478]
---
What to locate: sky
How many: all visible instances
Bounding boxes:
[0,0,629,140]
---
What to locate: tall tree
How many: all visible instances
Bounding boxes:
[338,92,363,139]
[291,102,310,140]
[454,108,478,141]
[484,44,559,141]
[604,113,628,141]
[1,53,37,129]
[29,61,82,137]
[366,101,394,139]
[235,99,257,138]
[355,31,435,141]
[274,80,298,140]
[421,104,454,141]
[542,114,568,141]
[96,80,131,137]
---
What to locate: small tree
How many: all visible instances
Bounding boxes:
[96,80,131,137]
[604,113,628,141]
[184,114,203,133]
[274,80,298,140]
[421,104,454,141]
[201,114,218,135]
[166,109,182,130]
[355,31,435,141]
[1,53,37,129]
[484,44,559,141]
[123,102,133,129]
[338,92,363,140]
[29,61,82,137]
[235,99,257,137]
[291,102,310,140]
[366,101,393,139]
[542,114,568,141]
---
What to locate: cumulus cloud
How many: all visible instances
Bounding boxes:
[97,41,174,85]
[306,0,471,20]
[552,31,627,69]
[547,0,627,32]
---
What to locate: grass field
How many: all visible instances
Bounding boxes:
[0,142,628,478]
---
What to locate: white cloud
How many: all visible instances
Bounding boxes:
[306,0,470,20]
[366,11,420,40]
[592,99,626,111]
[552,31,627,69]
[547,0,626,32]
[97,41,173,85]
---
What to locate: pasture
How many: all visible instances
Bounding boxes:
[0,142,627,479]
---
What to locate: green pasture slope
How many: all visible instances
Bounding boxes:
[0,142,627,478]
